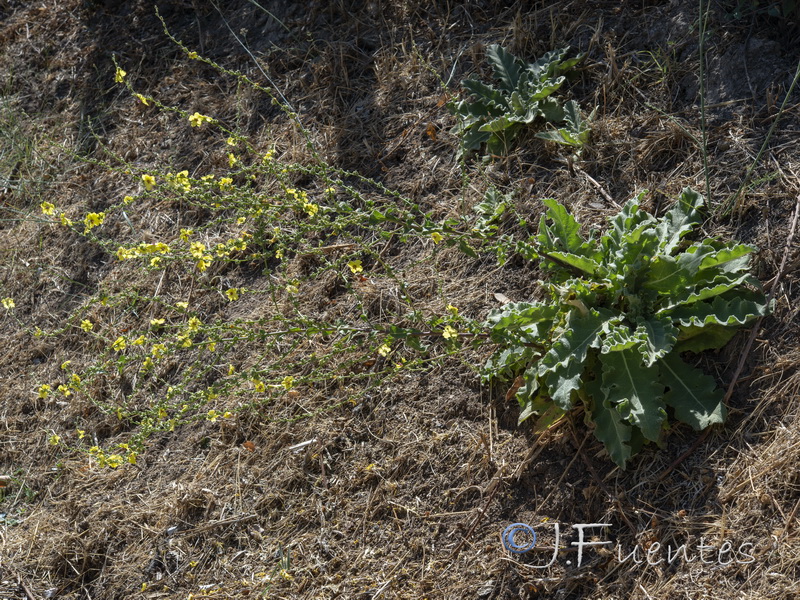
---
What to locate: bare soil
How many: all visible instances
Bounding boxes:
[1,1,799,599]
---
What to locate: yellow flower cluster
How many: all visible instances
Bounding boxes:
[442,325,458,340]
[83,212,106,233]
[88,444,136,468]
[166,170,191,192]
[116,241,171,261]
[114,67,126,83]
[188,112,213,127]
[1,297,14,310]
[142,174,156,191]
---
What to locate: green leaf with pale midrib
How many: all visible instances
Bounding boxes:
[600,349,666,442]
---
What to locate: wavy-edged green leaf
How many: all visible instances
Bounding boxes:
[674,272,756,307]
[660,354,726,430]
[665,294,770,328]
[537,97,566,122]
[602,193,653,254]
[482,345,537,382]
[461,79,509,112]
[486,44,523,92]
[457,128,492,154]
[487,44,523,92]
[537,308,608,380]
[529,47,570,80]
[536,198,598,259]
[674,324,738,353]
[529,77,566,101]
[601,321,641,353]
[543,250,601,277]
[585,377,633,468]
[697,243,754,273]
[544,354,584,411]
[656,187,704,254]
[600,349,666,442]
[479,115,517,133]
[535,128,581,147]
[637,315,678,366]
[643,255,692,293]
[486,301,557,334]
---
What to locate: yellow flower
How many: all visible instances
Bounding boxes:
[325,186,336,194]
[151,343,166,358]
[150,257,162,268]
[226,137,236,146]
[123,195,135,205]
[1,297,14,310]
[80,319,93,332]
[207,409,219,422]
[196,256,212,272]
[77,429,85,439]
[347,260,363,274]
[70,374,81,387]
[114,66,126,83]
[106,454,123,468]
[132,335,146,346]
[177,334,192,348]
[285,283,299,294]
[48,433,61,446]
[128,452,137,465]
[228,153,237,167]
[142,174,156,191]
[281,376,294,391]
[228,364,236,376]
[179,228,193,241]
[57,384,71,397]
[377,343,391,357]
[189,112,212,127]
[201,174,215,181]
[134,93,149,106]
[303,202,319,217]
[83,212,106,233]
[150,318,165,327]
[442,325,457,340]
[218,177,233,189]
[446,304,459,316]
[142,357,154,371]
[207,342,216,352]
[253,379,265,393]
[40,201,55,215]
[223,411,233,419]
[61,360,71,370]
[431,231,444,244]
[176,302,189,310]
[262,149,275,162]
[189,241,205,259]
[187,316,202,332]
[112,336,127,351]
[188,51,199,59]
[59,213,73,227]
[225,288,239,301]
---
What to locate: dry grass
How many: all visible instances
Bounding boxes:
[0,1,799,599]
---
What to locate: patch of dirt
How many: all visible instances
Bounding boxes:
[1,1,799,599]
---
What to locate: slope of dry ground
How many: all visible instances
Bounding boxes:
[0,1,799,599]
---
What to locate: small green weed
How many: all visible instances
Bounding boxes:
[448,45,588,158]
[483,189,772,468]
